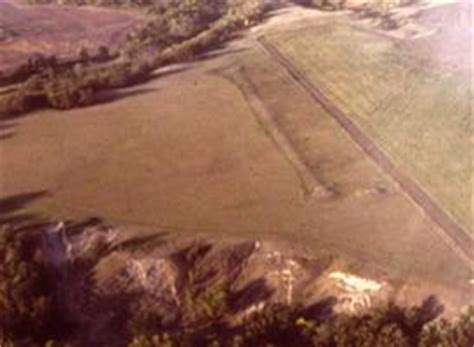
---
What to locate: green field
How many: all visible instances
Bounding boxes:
[266,24,472,232]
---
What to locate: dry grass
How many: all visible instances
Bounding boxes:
[266,22,471,231]
[1,5,473,312]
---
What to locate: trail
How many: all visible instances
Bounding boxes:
[223,66,330,198]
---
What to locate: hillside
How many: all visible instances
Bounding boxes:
[0,0,473,346]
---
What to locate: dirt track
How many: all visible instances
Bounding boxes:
[258,36,474,265]
[223,66,329,198]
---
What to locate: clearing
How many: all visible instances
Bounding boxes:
[0,1,472,314]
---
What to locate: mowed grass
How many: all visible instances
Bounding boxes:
[266,24,472,232]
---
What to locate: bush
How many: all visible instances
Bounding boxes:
[44,75,95,109]
[0,92,31,116]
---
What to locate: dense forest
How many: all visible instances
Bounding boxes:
[1,221,473,347]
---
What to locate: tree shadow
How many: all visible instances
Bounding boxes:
[0,212,39,225]
[229,278,274,313]
[88,87,157,107]
[0,190,47,214]
[261,5,288,21]
[0,120,18,141]
[416,295,444,326]
[0,121,17,131]
[146,64,191,82]
[64,216,108,236]
[299,296,338,320]
[0,132,15,141]
[109,231,169,253]
[0,191,52,238]
[79,63,193,109]
[195,46,249,62]
[0,111,22,123]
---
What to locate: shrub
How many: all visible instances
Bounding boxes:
[44,75,95,109]
[0,92,31,116]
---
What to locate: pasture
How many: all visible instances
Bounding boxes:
[0,3,472,312]
[266,23,472,232]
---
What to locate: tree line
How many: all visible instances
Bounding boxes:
[0,0,268,116]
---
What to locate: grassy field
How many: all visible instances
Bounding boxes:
[1,7,473,309]
[266,24,471,232]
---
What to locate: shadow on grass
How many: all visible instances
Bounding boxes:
[0,190,48,215]
[300,296,338,320]
[229,278,274,313]
[93,87,158,107]
[0,132,15,141]
[196,45,249,62]
[0,121,18,131]
[0,120,19,141]
[110,231,169,253]
[75,63,194,109]
[146,64,191,81]
[0,190,50,230]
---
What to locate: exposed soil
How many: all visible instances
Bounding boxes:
[36,220,467,346]
[0,0,142,72]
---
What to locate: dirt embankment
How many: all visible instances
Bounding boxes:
[36,219,471,346]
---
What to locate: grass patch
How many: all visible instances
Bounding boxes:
[267,24,471,231]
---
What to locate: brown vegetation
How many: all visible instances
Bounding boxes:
[0,0,269,116]
[0,0,139,73]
